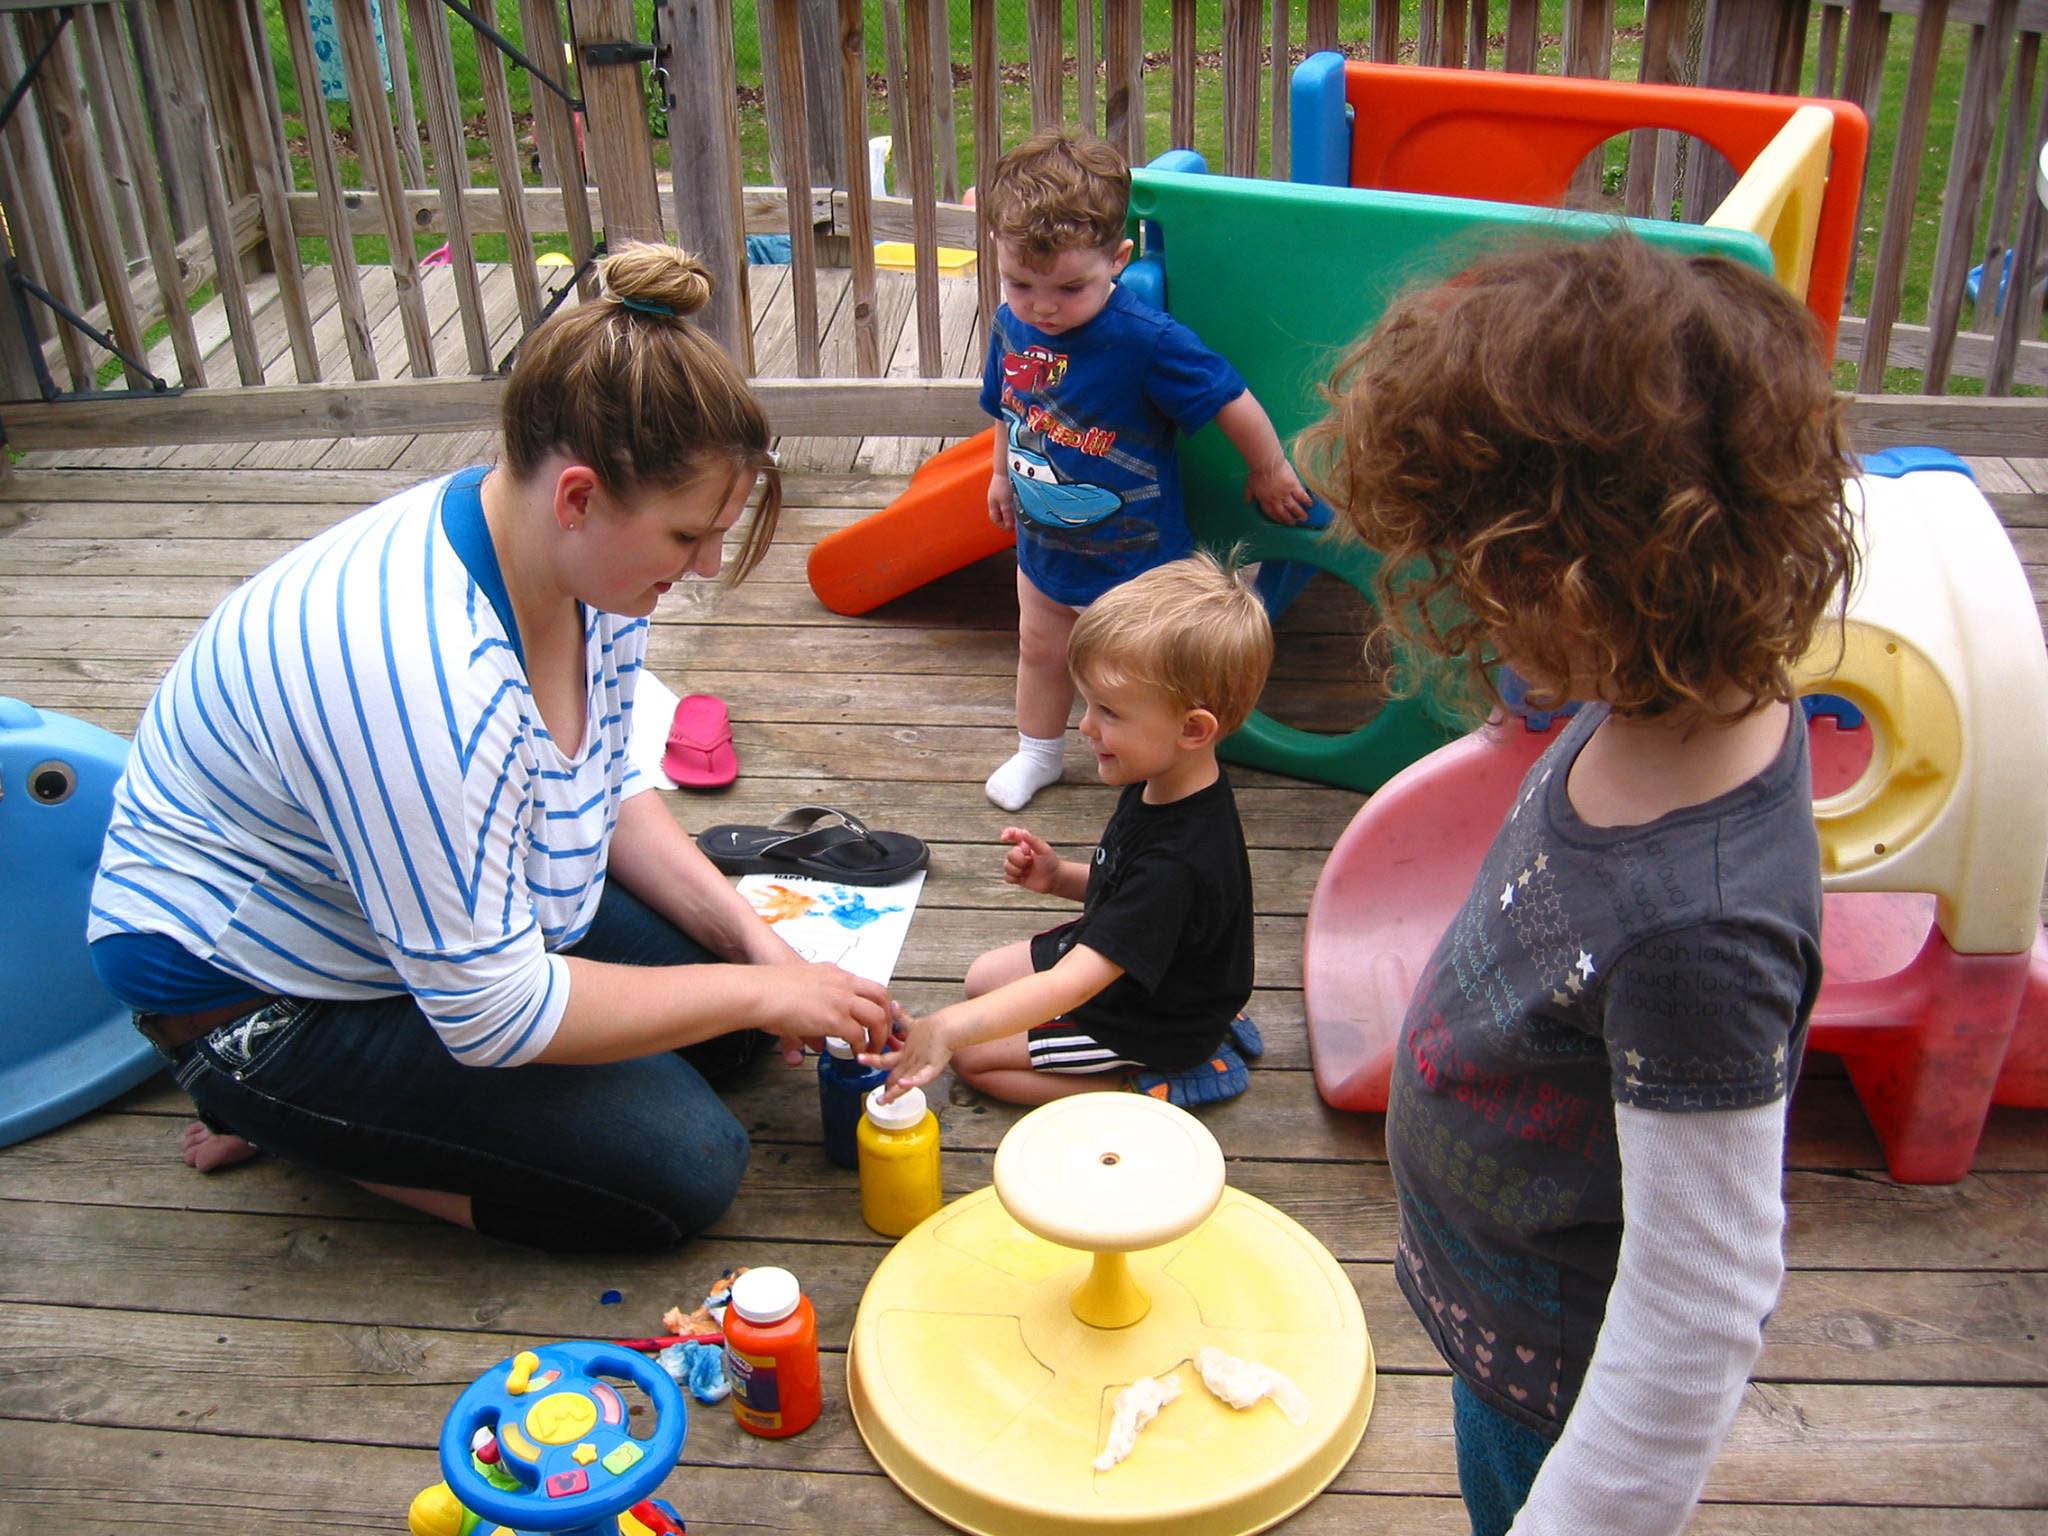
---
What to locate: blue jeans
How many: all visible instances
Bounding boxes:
[1451,1376,1555,1536]
[159,884,759,1252]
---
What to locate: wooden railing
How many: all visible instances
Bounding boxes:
[0,0,2043,454]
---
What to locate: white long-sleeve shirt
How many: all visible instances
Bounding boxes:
[89,470,647,1067]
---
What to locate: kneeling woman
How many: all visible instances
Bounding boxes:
[88,245,891,1250]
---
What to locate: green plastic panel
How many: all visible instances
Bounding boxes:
[1130,169,1774,792]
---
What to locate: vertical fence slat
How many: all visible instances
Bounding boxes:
[1505,0,1539,73]
[931,0,959,198]
[280,0,373,379]
[1816,3,1843,93]
[0,22,90,387]
[27,13,142,369]
[82,4,204,387]
[1371,0,1400,62]
[1563,0,1615,204]
[1170,0,1195,150]
[136,1,193,240]
[971,0,997,350]
[902,0,942,376]
[1975,30,2040,335]
[571,0,664,247]
[1626,0,1687,219]
[1027,0,1062,132]
[519,0,596,297]
[189,2,253,256]
[147,0,263,383]
[879,0,908,185]
[70,10,143,266]
[1468,0,1487,68]
[1923,0,2017,389]
[222,0,321,381]
[1307,0,1337,54]
[404,0,489,374]
[382,0,427,189]
[1078,0,1098,135]
[1271,0,1291,171]
[1418,0,1439,66]
[1858,0,1949,391]
[337,0,436,375]
[1835,0,1891,298]
[1104,0,1143,163]
[838,0,880,376]
[1222,0,1258,178]
[1988,45,2048,394]
[1442,0,1466,70]
[767,0,821,376]
[663,0,751,368]
[471,9,542,335]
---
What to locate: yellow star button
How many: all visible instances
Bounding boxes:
[571,1441,599,1466]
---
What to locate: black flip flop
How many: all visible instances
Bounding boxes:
[699,804,929,886]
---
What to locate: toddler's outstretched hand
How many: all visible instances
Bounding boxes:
[860,1007,956,1101]
[1247,457,1313,526]
[988,473,1018,530]
[1001,826,1060,892]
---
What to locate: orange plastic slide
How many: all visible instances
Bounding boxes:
[806,428,1011,616]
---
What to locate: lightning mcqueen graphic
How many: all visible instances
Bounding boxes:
[1001,345,1068,393]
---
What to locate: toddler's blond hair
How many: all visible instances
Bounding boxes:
[1069,553,1274,737]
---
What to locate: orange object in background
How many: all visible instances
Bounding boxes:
[805,426,1011,616]
[1333,62,1868,354]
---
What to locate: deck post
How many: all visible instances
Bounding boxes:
[569,0,665,247]
[659,0,753,366]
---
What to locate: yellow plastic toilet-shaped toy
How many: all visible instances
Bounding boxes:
[847,1094,1374,1535]
[1794,465,2048,954]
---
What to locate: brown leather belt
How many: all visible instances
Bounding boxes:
[134,995,273,1054]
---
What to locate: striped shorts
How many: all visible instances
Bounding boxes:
[1025,1021,1145,1076]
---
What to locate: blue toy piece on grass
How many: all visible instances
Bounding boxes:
[0,698,156,1150]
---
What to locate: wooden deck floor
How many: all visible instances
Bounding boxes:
[3,265,2047,1533]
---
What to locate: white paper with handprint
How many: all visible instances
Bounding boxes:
[735,872,925,985]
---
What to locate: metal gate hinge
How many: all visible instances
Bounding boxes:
[581,41,656,67]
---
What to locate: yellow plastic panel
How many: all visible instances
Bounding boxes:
[1707,105,1833,300]
[1795,620,1963,879]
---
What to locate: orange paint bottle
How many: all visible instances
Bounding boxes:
[723,1266,821,1438]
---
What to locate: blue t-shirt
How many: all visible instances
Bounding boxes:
[979,284,1246,605]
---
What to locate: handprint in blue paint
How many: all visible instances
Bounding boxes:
[821,888,902,930]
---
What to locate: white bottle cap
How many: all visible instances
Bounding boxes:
[865,1084,928,1130]
[729,1265,801,1326]
[824,1037,856,1059]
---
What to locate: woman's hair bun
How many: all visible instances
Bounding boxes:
[601,242,714,318]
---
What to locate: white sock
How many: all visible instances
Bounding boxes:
[985,732,1067,811]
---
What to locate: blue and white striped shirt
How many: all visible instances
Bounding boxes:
[88,471,648,1067]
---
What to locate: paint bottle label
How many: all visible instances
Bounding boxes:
[725,1343,784,1431]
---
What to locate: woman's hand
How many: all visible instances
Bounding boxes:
[1000,826,1061,892]
[758,962,894,1066]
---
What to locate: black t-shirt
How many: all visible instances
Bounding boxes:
[1029,772,1255,1071]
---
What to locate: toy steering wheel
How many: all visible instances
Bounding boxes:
[440,1342,686,1532]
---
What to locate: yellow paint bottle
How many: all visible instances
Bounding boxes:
[857,1084,943,1237]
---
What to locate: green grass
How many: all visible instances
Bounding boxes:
[246,1,2029,393]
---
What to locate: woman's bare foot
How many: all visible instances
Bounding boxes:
[181,1120,259,1172]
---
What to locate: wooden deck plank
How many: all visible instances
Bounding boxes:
[4,425,2048,1531]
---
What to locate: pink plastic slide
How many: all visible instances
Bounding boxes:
[1303,715,2048,1183]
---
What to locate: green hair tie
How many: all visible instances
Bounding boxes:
[619,295,677,318]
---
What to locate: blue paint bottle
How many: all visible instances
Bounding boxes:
[817,1038,886,1170]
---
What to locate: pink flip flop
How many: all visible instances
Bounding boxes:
[662,693,738,788]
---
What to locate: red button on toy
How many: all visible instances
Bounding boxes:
[545,1469,589,1498]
